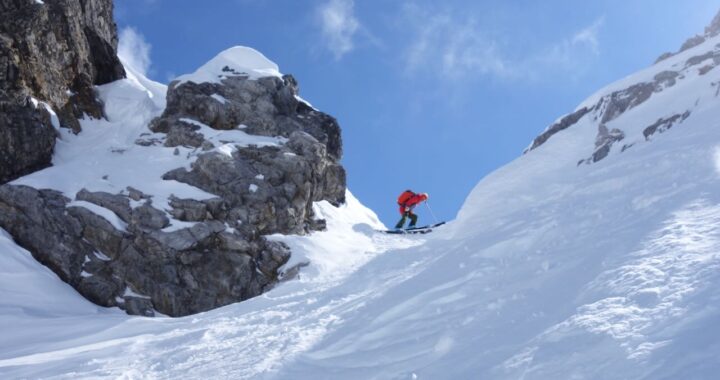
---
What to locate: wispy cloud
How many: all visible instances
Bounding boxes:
[404,8,512,79]
[317,0,360,60]
[118,26,152,76]
[536,16,605,72]
[401,3,604,82]
[572,17,605,55]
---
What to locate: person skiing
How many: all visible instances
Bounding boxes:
[395,190,429,229]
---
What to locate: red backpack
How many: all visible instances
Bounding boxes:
[397,190,415,206]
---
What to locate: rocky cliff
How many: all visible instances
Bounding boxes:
[525,9,720,165]
[0,5,346,317]
[0,0,125,183]
[154,48,346,236]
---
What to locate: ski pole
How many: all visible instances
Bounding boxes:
[425,201,439,224]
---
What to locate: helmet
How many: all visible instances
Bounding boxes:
[421,192,429,200]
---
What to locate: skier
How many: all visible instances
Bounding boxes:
[395,190,429,229]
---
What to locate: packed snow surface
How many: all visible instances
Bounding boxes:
[174,46,282,86]
[3,38,720,379]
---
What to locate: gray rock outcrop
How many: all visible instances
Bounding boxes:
[154,73,346,236]
[0,20,346,316]
[0,0,125,183]
[577,125,625,165]
[643,111,691,140]
[524,107,592,153]
[0,185,293,317]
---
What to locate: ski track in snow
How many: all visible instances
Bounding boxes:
[3,37,720,379]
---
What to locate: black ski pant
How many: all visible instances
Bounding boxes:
[395,211,418,229]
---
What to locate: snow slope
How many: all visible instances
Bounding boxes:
[2,35,720,379]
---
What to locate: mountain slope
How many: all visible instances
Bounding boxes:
[270,25,720,379]
[2,12,720,380]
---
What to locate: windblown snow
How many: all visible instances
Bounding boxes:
[2,35,720,380]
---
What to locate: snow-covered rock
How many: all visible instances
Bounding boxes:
[154,46,346,237]
[174,46,282,86]
[527,11,720,166]
[0,40,346,317]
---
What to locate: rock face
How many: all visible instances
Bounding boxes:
[642,111,691,140]
[0,45,346,317]
[526,9,720,164]
[0,185,291,317]
[524,107,592,153]
[0,0,125,183]
[655,9,720,64]
[154,73,346,236]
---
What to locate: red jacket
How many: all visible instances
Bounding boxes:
[397,191,428,214]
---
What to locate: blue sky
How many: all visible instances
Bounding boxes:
[115,0,720,227]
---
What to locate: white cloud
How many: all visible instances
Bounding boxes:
[402,4,605,82]
[536,17,605,71]
[318,0,360,60]
[118,26,152,76]
[572,17,605,55]
[404,9,512,79]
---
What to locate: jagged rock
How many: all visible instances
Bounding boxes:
[169,196,209,221]
[126,186,150,201]
[643,111,691,140]
[149,228,199,252]
[134,136,163,146]
[79,274,122,307]
[0,185,89,282]
[524,107,593,153]
[699,64,716,75]
[123,296,155,317]
[131,203,170,230]
[153,74,342,159]
[598,82,655,124]
[256,241,291,276]
[156,74,347,236]
[654,71,680,88]
[706,10,720,37]
[680,35,706,52]
[307,217,327,231]
[146,221,224,252]
[592,125,625,163]
[76,188,132,223]
[218,231,252,251]
[527,74,680,154]
[0,182,288,317]
[686,50,720,67]
[0,101,57,183]
[67,205,125,259]
[163,139,342,235]
[655,52,675,64]
[164,120,205,148]
[0,0,125,183]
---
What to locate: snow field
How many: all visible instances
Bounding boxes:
[2,38,720,379]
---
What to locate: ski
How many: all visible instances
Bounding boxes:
[405,222,446,231]
[379,221,446,235]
